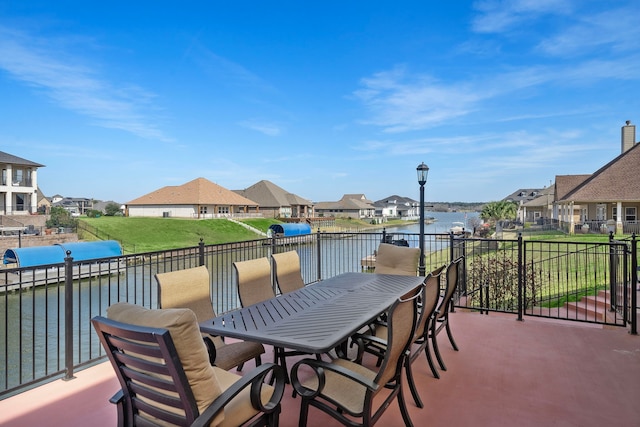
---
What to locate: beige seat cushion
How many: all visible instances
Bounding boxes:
[213,367,274,427]
[374,243,420,276]
[300,358,377,415]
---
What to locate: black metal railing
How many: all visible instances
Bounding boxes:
[0,231,636,398]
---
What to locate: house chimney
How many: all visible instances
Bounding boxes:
[621,120,636,153]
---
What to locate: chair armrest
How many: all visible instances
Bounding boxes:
[109,389,124,405]
[290,358,378,399]
[109,390,128,427]
[191,363,286,427]
[202,336,217,365]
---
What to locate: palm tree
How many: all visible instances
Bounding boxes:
[480,200,518,235]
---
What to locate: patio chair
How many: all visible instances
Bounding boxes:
[155,265,264,372]
[234,257,317,381]
[290,284,422,427]
[430,257,462,371]
[352,264,446,407]
[233,258,276,308]
[271,250,305,294]
[92,303,286,427]
[373,243,420,276]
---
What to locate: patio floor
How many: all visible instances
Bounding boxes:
[1,310,639,427]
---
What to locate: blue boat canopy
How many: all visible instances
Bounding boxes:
[268,223,311,237]
[3,240,122,268]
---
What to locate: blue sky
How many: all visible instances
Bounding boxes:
[1,1,639,204]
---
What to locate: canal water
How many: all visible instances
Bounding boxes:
[385,211,480,235]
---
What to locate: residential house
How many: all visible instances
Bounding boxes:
[0,151,44,215]
[93,200,124,215]
[373,195,420,220]
[520,185,555,223]
[125,177,259,218]
[50,197,93,216]
[556,121,640,234]
[503,188,543,223]
[36,188,51,214]
[314,194,375,219]
[233,180,313,218]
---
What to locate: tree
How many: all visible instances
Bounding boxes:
[480,200,518,236]
[46,206,78,229]
[480,200,518,225]
[104,202,122,216]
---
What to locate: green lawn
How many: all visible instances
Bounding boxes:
[79,217,282,253]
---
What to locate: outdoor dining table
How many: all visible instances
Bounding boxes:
[199,272,426,355]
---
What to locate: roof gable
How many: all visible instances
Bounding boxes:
[127,177,258,206]
[235,180,311,207]
[560,142,640,202]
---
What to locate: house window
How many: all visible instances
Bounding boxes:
[15,194,25,211]
[625,207,637,222]
[217,206,229,214]
[13,168,23,185]
[199,206,208,215]
[612,207,618,221]
[596,205,606,221]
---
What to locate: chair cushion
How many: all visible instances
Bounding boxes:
[213,367,274,427]
[107,303,222,421]
[374,243,420,276]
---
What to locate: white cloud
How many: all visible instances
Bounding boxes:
[238,119,283,136]
[537,7,640,57]
[353,66,481,132]
[0,25,170,141]
[471,0,573,33]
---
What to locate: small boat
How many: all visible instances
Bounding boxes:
[450,222,471,236]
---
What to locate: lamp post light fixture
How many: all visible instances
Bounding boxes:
[417,162,429,276]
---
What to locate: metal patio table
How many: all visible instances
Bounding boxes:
[199,272,426,355]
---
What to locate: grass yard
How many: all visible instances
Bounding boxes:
[79,217,281,253]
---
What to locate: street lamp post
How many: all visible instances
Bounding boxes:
[417,162,429,276]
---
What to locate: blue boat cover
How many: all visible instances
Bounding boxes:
[3,240,122,267]
[268,223,311,236]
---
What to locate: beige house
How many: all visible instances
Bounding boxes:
[233,180,313,218]
[555,121,640,234]
[126,177,259,218]
[0,151,43,215]
[314,194,376,219]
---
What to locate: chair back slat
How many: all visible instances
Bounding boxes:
[375,284,421,387]
[436,258,461,320]
[156,265,216,321]
[272,250,305,294]
[374,243,420,276]
[233,257,275,307]
[414,265,445,339]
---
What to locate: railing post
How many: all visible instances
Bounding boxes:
[631,234,637,335]
[316,229,322,281]
[198,238,205,266]
[609,232,618,308]
[63,250,75,381]
[517,233,524,321]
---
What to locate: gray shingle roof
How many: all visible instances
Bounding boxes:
[234,180,312,208]
[0,151,44,167]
